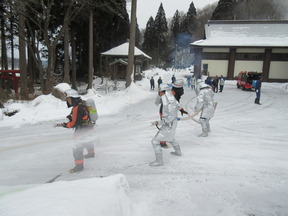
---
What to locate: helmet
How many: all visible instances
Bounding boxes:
[172,79,184,88]
[196,79,203,85]
[197,79,209,88]
[65,89,80,98]
[159,83,171,92]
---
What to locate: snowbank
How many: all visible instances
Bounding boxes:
[0,174,132,216]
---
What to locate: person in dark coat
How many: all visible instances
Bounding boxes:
[150,77,155,90]
[254,77,262,105]
[157,77,162,88]
[212,76,219,93]
[171,75,176,83]
[205,76,212,86]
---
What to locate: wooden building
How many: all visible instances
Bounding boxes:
[100,42,151,80]
[191,20,288,82]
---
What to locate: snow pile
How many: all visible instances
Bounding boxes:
[0,95,67,128]
[0,174,132,216]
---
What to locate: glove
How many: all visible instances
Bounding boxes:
[180,109,188,116]
[54,123,66,127]
[151,121,159,126]
[66,114,72,121]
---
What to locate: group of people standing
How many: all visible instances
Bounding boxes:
[205,75,225,93]
[150,76,163,90]
[186,75,196,90]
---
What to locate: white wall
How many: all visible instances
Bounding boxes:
[269,62,288,79]
[272,48,288,53]
[202,60,229,77]
[234,61,263,77]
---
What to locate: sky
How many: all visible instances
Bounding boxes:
[127,0,218,29]
[1,67,288,216]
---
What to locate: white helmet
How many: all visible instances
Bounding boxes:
[197,79,209,88]
[172,79,184,88]
[159,83,171,92]
[65,89,80,98]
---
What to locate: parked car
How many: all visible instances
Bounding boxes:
[237,71,262,90]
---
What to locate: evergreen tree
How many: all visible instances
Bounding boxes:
[180,2,198,35]
[211,0,236,20]
[153,3,168,66]
[171,10,181,38]
[142,16,155,53]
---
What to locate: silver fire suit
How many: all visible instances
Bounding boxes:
[152,91,180,154]
[194,86,215,136]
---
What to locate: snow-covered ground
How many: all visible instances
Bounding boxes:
[0,68,288,216]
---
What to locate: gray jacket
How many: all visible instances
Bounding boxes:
[194,87,215,119]
[155,92,179,141]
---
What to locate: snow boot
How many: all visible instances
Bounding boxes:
[199,118,208,137]
[254,98,261,105]
[69,164,84,173]
[84,153,95,158]
[171,145,182,156]
[198,132,208,137]
[149,153,163,166]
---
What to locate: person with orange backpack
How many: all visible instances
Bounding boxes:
[57,89,95,173]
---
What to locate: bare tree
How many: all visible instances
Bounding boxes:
[18,9,28,99]
[0,0,8,70]
[126,0,137,88]
[88,9,93,90]
[63,26,70,83]
[71,27,77,90]
[235,0,284,20]
[195,3,217,39]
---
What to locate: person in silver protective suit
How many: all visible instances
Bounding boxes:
[150,83,187,166]
[194,79,215,137]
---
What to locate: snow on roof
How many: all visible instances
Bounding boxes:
[191,20,288,48]
[101,42,152,59]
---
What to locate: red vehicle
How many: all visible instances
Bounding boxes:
[237,71,262,90]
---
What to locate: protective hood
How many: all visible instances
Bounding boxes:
[172,79,184,88]
[159,83,171,92]
[65,89,80,98]
[197,79,209,89]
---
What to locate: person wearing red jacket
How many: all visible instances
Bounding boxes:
[62,89,94,173]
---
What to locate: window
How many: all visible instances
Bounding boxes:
[202,52,229,60]
[236,53,263,60]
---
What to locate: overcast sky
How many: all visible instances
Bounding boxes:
[128,0,288,29]
[127,0,218,29]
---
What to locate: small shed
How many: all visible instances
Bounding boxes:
[100,42,151,80]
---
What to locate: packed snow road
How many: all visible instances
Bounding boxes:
[1,80,288,216]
